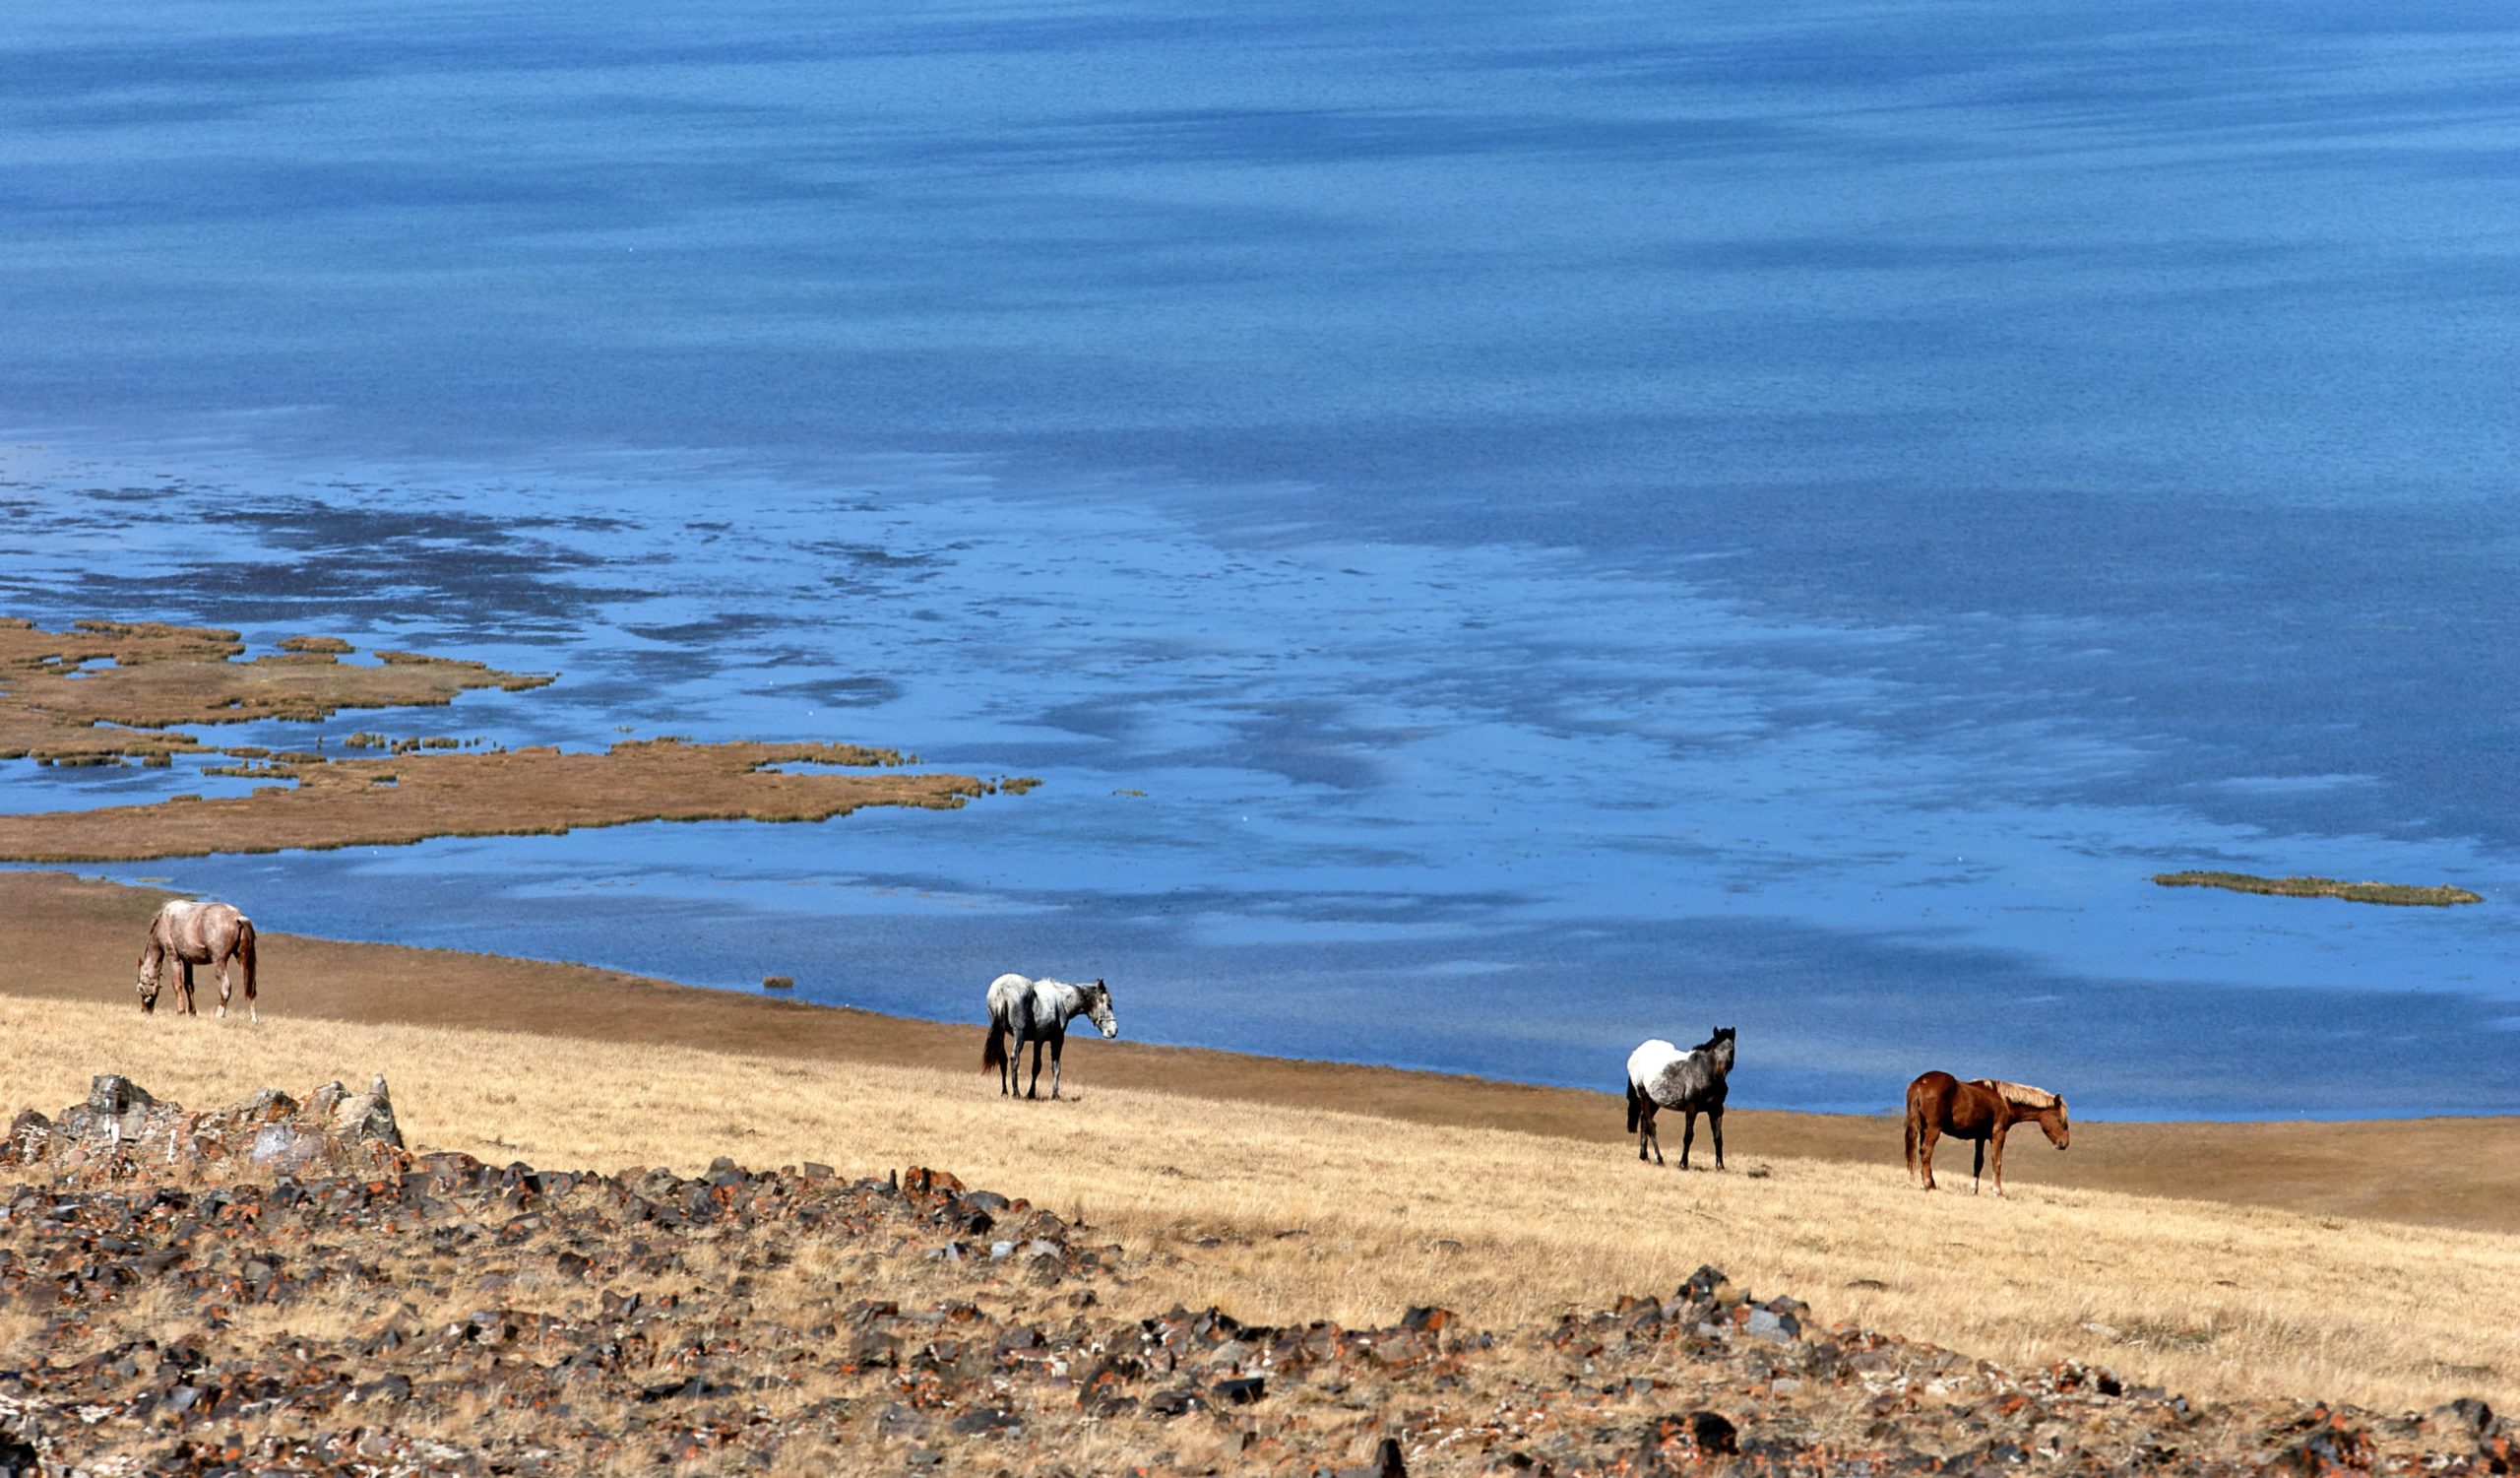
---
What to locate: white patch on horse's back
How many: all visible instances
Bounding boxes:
[1626,1039,1685,1091]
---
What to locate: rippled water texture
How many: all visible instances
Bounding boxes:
[2,0,2513,1114]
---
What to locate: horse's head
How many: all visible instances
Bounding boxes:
[2040,1097,2071,1150]
[1084,978,1117,1039]
[135,952,161,1013]
[1705,1026,1736,1070]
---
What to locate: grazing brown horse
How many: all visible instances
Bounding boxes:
[1904,1071,2067,1195]
[136,901,258,1020]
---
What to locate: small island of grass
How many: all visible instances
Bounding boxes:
[0,617,551,766]
[2153,870,2483,908]
[0,615,1005,862]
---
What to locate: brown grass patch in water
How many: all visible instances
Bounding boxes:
[0,616,995,860]
[2154,870,2484,907]
[0,617,550,768]
[0,739,986,861]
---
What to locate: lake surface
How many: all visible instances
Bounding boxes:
[2,0,2513,1116]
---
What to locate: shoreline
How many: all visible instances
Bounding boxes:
[7,866,2518,1234]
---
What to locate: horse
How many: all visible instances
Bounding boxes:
[980,974,1117,1100]
[1904,1071,2069,1195]
[1624,1027,1736,1169]
[136,900,258,1020]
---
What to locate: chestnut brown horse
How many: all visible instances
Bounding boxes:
[136,900,258,1020]
[1903,1071,2067,1195]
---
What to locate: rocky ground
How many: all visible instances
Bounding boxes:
[0,1077,2509,1476]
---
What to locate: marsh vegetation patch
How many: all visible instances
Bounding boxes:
[0,617,548,766]
[0,617,993,861]
[0,739,987,862]
[2152,870,2484,908]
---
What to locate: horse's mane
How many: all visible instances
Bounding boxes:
[1971,1078,2058,1111]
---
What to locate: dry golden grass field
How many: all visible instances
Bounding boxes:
[6,990,2517,1423]
[5,869,2517,1425]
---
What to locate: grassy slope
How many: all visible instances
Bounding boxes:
[6,996,2515,1418]
[4,868,2515,1415]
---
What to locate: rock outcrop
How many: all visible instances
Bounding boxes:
[5,1074,405,1180]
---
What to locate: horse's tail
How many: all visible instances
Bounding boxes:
[1902,1080,1922,1178]
[1625,1079,1641,1133]
[237,920,257,1003]
[981,1021,1007,1074]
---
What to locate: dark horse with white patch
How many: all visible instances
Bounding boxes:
[136,900,258,1020]
[1904,1071,2069,1195]
[1625,1027,1736,1168]
[981,973,1117,1099]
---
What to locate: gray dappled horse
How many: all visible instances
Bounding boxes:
[137,900,258,1020]
[981,973,1117,1099]
[1625,1027,1736,1168]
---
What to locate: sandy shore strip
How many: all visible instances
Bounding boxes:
[5,868,2514,1234]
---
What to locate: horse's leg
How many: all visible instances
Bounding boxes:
[1679,1109,1697,1171]
[1972,1137,1985,1195]
[178,959,198,1017]
[1049,1028,1066,1099]
[1990,1123,2009,1197]
[1711,1107,1726,1171]
[1026,1037,1045,1100]
[1642,1104,1664,1165]
[215,944,232,1019]
[1918,1123,1939,1190]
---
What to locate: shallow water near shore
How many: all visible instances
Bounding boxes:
[3,0,2515,1115]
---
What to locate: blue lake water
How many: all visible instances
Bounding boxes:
[2,0,2513,1116]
